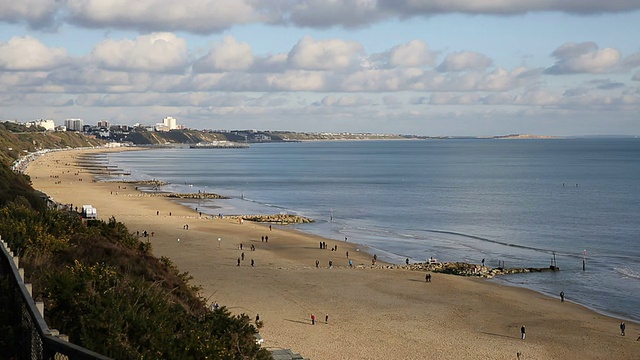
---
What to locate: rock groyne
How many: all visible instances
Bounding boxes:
[227,214,314,224]
[160,192,230,199]
[384,262,559,278]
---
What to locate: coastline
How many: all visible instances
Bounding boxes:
[24,147,639,359]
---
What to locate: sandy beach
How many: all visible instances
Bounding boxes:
[25,148,639,360]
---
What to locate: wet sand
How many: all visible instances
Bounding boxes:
[25,148,639,360]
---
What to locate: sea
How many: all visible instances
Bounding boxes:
[104,138,640,323]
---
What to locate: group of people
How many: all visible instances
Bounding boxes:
[137,230,153,237]
[310,313,329,325]
[237,257,255,267]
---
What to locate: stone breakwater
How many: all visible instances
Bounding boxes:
[110,180,170,186]
[227,214,314,224]
[160,193,230,199]
[377,262,559,278]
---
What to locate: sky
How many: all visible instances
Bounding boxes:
[1,1,639,136]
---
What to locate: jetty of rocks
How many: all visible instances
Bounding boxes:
[108,180,170,186]
[159,193,230,199]
[227,214,314,224]
[383,262,559,278]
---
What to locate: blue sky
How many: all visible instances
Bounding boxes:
[1,1,639,136]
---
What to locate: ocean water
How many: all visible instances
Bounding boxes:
[105,139,640,322]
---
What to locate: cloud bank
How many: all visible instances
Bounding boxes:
[3,0,640,33]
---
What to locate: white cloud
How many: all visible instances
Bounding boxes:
[437,51,493,72]
[515,89,559,106]
[633,70,640,81]
[266,70,327,91]
[0,72,48,90]
[378,0,640,17]
[65,0,273,33]
[388,40,437,68]
[2,1,640,33]
[288,0,381,28]
[288,36,365,71]
[0,93,73,107]
[622,52,640,70]
[0,0,58,28]
[193,36,254,73]
[320,95,371,107]
[545,42,621,74]
[0,36,69,71]
[89,32,188,72]
[482,92,515,105]
[429,92,482,105]
[253,53,289,73]
[382,95,401,106]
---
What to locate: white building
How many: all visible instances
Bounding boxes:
[64,118,83,131]
[25,119,56,131]
[155,116,178,132]
[164,116,177,130]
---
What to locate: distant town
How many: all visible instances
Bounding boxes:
[2,117,557,145]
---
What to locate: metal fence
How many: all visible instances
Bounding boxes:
[0,237,112,360]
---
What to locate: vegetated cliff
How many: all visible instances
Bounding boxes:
[0,122,105,166]
[0,124,271,359]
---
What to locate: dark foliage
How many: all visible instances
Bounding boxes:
[0,157,271,359]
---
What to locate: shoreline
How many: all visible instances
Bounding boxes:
[24,147,640,359]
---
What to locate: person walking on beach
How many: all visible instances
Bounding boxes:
[241,252,245,261]
[521,325,526,340]
[237,258,240,266]
[316,260,320,268]
[325,314,329,324]
[251,259,255,267]
[620,322,626,336]
[311,314,316,325]
[560,291,565,302]
[346,251,349,258]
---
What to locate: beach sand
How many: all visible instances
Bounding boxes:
[25,148,639,360]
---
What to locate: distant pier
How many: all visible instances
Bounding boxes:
[190,141,248,149]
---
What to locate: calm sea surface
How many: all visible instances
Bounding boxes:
[106,139,640,322]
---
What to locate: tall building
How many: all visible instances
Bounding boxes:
[97,120,110,128]
[163,116,177,130]
[64,118,83,131]
[155,116,178,132]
